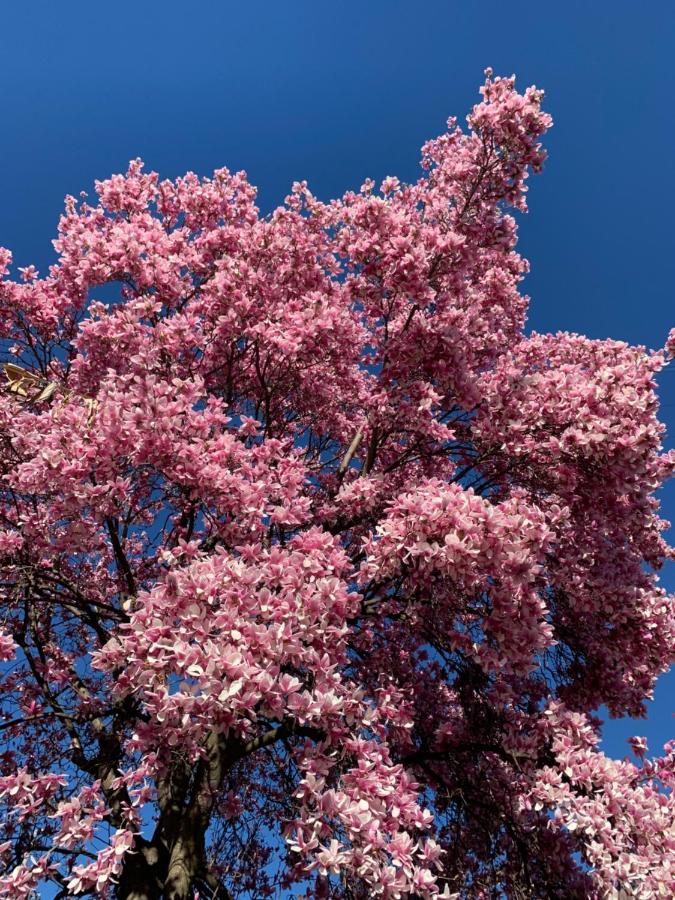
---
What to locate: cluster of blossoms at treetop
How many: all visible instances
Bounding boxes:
[0,71,673,898]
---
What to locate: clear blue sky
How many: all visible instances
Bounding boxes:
[1,0,673,761]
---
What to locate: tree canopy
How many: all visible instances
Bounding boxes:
[0,73,673,899]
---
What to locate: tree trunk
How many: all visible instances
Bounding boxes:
[163,827,204,900]
[116,839,165,900]
[161,735,222,899]
[118,732,251,898]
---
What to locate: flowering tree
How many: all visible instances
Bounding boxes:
[0,72,673,899]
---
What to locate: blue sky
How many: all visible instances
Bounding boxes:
[1,0,673,760]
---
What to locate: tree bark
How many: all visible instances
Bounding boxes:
[116,839,165,900]
[161,731,225,900]
[163,829,204,900]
